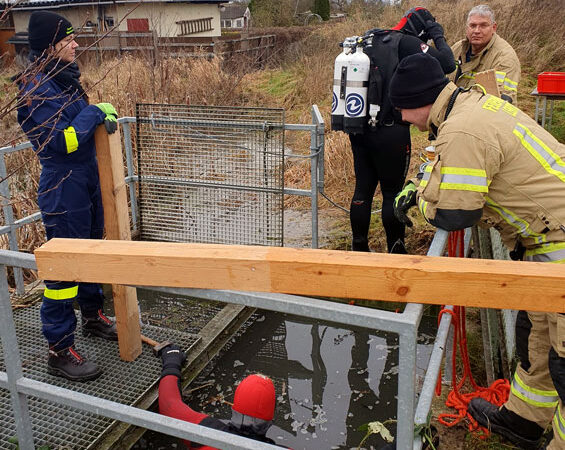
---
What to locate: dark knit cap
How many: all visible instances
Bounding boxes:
[389,53,449,109]
[28,11,74,52]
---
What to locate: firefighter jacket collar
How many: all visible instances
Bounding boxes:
[426,82,460,132]
[459,32,499,61]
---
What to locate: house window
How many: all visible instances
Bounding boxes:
[105,16,115,28]
[235,18,242,28]
[177,17,213,36]
[225,19,232,28]
[127,18,149,32]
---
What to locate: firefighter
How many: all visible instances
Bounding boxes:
[158,344,280,449]
[15,11,119,381]
[390,52,565,450]
[347,7,455,254]
[450,4,521,105]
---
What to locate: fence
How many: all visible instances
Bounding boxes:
[75,32,276,62]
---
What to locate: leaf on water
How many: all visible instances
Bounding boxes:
[367,421,394,443]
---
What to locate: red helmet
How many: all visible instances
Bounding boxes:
[232,374,275,421]
[392,7,436,41]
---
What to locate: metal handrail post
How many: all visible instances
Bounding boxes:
[312,105,325,193]
[0,152,24,294]
[309,107,320,249]
[120,118,139,232]
[0,264,34,449]
[397,325,418,450]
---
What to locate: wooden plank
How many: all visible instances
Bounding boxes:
[35,239,565,313]
[95,126,142,361]
[474,69,500,97]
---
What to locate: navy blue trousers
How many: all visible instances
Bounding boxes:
[38,165,105,350]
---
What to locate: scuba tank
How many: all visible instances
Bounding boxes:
[343,41,370,134]
[331,37,356,131]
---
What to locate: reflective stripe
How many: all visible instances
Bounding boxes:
[495,71,506,83]
[64,126,78,154]
[44,285,79,300]
[485,196,547,244]
[511,372,559,408]
[461,72,476,80]
[439,167,488,193]
[554,405,565,441]
[418,197,428,217]
[514,123,565,183]
[420,164,433,188]
[525,242,565,263]
[503,77,518,92]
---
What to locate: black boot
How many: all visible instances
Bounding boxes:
[468,398,544,449]
[352,238,371,252]
[82,309,118,341]
[48,346,102,381]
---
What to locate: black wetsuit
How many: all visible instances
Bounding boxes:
[349,31,455,252]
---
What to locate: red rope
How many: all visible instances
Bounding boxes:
[435,230,510,438]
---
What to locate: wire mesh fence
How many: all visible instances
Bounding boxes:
[136,104,285,246]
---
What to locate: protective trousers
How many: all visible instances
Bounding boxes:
[505,252,565,448]
[39,164,105,351]
[348,124,411,253]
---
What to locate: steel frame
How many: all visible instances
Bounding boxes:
[0,105,513,450]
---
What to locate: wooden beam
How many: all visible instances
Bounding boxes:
[95,125,142,361]
[35,239,565,313]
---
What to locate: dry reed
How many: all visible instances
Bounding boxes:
[0,0,563,260]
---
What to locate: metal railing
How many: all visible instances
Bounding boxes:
[0,105,515,449]
[0,105,325,295]
[1,230,450,449]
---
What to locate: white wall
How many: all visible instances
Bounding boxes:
[117,3,221,37]
[13,5,98,35]
[13,3,221,38]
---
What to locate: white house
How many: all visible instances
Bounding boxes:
[219,3,250,30]
[7,0,226,38]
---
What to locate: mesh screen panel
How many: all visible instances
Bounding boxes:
[0,305,200,449]
[136,104,285,246]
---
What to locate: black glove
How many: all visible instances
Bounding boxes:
[159,344,187,379]
[425,20,444,42]
[95,102,118,134]
[393,183,417,227]
[103,117,117,134]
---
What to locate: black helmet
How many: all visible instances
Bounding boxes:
[392,7,436,41]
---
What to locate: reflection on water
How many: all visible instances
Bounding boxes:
[132,291,435,450]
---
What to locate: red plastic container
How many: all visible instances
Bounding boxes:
[537,72,565,94]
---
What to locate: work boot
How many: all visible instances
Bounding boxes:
[82,309,118,341]
[468,398,544,450]
[47,346,102,381]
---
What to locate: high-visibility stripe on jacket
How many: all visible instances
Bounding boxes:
[416,82,565,251]
[450,34,521,105]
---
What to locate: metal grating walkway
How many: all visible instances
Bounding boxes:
[0,305,200,449]
[136,104,285,246]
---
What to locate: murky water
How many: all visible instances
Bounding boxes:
[131,290,436,450]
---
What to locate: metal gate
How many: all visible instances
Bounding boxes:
[136,104,285,246]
